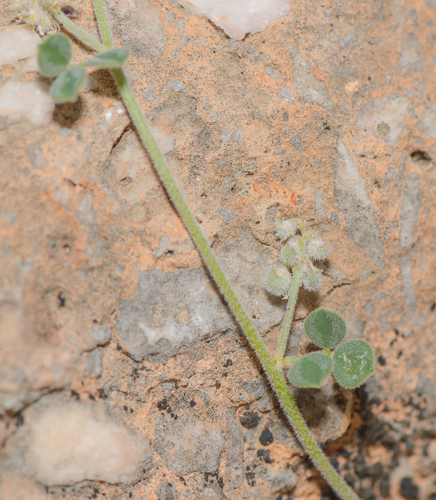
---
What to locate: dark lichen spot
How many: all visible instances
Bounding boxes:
[259,427,274,446]
[399,477,419,499]
[58,292,66,307]
[239,411,260,428]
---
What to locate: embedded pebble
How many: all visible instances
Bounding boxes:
[76,192,96,225]
[196,487,222,500]
[222,409,245,490]
[187,0,291,40]
[153,412,225,475]
[279,87,295,103]
[0,25,40,67]
[26,401,152,485]
[83,347,104,378]
[116,232,285,362]
[0,82,54,126]
[315,188,326,217]
[89,326,111,345]
[287,44,334,111]
[400,172,422,248]
[399,256,416,319]
[334,140,385,267]
[416,103,436,141]
[356,94,408,147]
[397,33,424,73]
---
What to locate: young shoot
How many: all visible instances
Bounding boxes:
[266,217,375,390]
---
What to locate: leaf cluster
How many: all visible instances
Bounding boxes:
[38,34,129,103]
[288,308,375,389]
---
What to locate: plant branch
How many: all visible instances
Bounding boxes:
[44,5,360,499]
[45,5,106,52]
[92,0,114,48]
[275,264,303,362]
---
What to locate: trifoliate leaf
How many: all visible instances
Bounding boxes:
[287,352,333,388]
[304,307,346,348]
[333,340,375,389]
[85,47,130,69]
[49,66,87,103]
[38,34,72,77]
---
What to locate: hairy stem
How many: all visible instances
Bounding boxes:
[92,0,114,48]
[275,264,303,362]
[44,5,360,499]
[45,5,106,52]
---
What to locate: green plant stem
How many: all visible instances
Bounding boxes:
[274,264,303,362]
[45,6,360,500]
[92,0,114,48]
[44,4,106,52]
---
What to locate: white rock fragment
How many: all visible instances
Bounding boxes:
[0,25,41,67]
[417,103,436,141]
[278,87,295,103]
[399,172,422,248]
[27,402,152,486]
[400,256,416,319]
[89,326,111,345]
[187,0,291,40]
[334,140,385,267]
[287,44,334,111]
[0,82,54,126]
[355,94,408,148]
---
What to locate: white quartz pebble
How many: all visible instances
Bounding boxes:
[0,24,41,67]
[0,81,54,126]
[187,0,291,40]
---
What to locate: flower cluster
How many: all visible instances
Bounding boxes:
[9,0,82,35]
[265,216,331,297]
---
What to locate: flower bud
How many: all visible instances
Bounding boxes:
[274,217,300,242]
[265,264,291,297]
[302,262,322,292]
[307,238,331,261]
[280,238,300,267]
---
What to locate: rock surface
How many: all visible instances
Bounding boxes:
[1,0,436,499]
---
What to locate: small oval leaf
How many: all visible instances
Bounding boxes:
[38,34,72,77]
[85,48,130,69]
[304,307,346,349]
[333,340,375,389]
[287,352,333,388]
[50,66,87,104]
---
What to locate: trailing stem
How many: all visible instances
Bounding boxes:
[42,6,360,499]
